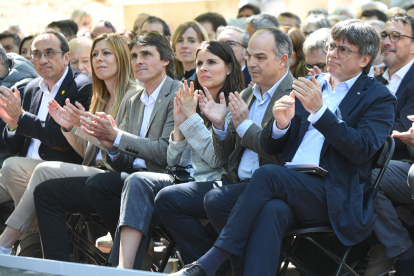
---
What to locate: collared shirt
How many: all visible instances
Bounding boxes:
[272,72,362,166]
[368,63,385,78]
[383,58,414,95]
[26,66,69,160]
[110,76,166,169]
[214,71,288,180]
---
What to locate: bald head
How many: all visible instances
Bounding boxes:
[91,21,116,39]
[69,37,92,77]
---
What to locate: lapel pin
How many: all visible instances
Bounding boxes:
[158,99,161,103]
[357,92,360,95]
[62,90,65,95]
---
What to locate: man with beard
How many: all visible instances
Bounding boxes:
[364,14,414,276]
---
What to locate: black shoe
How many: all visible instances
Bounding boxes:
[171,261,207,276]
[394,257,414,276]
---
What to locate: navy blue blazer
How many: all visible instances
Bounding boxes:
[242,65,251,88]
[376,63,414,160]
[3,67,92,164]
[261,73,396,246]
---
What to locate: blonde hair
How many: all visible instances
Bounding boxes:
[90,33,136,118]
[172,21,208,78]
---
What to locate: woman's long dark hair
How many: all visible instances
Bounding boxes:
[193,40,245,128]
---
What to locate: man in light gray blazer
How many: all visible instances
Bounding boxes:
[33,33,181,262]
[155,26,294,275]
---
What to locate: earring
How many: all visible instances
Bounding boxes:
[227,72,230,75]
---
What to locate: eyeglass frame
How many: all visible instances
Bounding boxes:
[380,31,414,43]
[31,49,66,60]
[323,41,359,58]
[223,40,246,48]
[304,62,326,71]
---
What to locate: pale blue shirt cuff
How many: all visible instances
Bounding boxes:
[212,121,228,140]
[113,131,123,147]
[272,120,289,139]
[308,105,328,124]
[236,120,253,138]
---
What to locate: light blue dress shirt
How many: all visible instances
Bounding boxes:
[214,71,288,180]
[272,72,362,166]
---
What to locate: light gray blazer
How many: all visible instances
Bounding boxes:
[213,71,294,182]
[167,112,230,182]
[63,84,141,170]
[103,76,181,173]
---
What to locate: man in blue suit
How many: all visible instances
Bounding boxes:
[173,20,397,276]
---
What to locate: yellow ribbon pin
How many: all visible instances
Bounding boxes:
[158,99,161,103]
[62,90,65,95]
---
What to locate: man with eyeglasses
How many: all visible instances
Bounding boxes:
[216,25,251,87]
[363,14,414,276]
[0,29,91,255]
[173,19,397,276]
[303,28,330,76]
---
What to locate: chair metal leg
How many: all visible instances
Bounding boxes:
[334,246,351,276]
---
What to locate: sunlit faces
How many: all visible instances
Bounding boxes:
[196,49,230,98]
[200,22,216,40]
[130,44,169,83]
[79,15,92,30]
[175,27,201,69]
[381,20,414,70]
[31,34,70,83]
[238,8,255,18]
[326,38,370,82]
[305,48,327,72]
[91,40,118,82]
[70,43,92,77]
[0,37,19,54]
[217,29,246,67]
[246,31,287,90]
[278,16,297,28]
[20,39,33,63]
[302,23,318,38]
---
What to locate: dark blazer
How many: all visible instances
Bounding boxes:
[376,63,414,160]
[3,67,92,164]
[213,71,294,182]
[242,66,251,88]
[261,73,396,246]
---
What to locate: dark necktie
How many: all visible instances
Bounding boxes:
[379,76,389,86]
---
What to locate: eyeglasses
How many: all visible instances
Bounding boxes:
[99,20,115,32]
[380,31,414,43]
[224,40,246,48]
[31,50,65,60]
[323,41,359,58]
[304,62,326,71]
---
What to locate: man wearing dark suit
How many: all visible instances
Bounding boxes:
[173,20,397,276]
[216,26,251,88]
[0,29,91,207]
[33,33,180,262]
[156,26,293,275]
[364,14,414,276]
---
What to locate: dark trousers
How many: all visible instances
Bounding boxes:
[215,165,330,276]
[33,172,129,262]
[85,172,131,238]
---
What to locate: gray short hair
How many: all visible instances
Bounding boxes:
[303,28,331,54]
[301,14,332,32]
[331,19,380,74]
[361,1,388,14]
[216,25,249,48]
[331,7,356,19]
[0,44,7,67]
[256,26,292,69]
[365,19,385,31]
[247,14,280,30]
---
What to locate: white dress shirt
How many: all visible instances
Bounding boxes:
[214,71,288,180]
[272,72,362,166]
[25,67,69,160]
[110,76,166,169]
[382,58,414,95]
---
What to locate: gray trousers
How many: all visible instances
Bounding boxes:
[108,172,174,269]
[373,160,414,258]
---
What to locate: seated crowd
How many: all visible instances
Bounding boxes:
[1,2,414,276]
